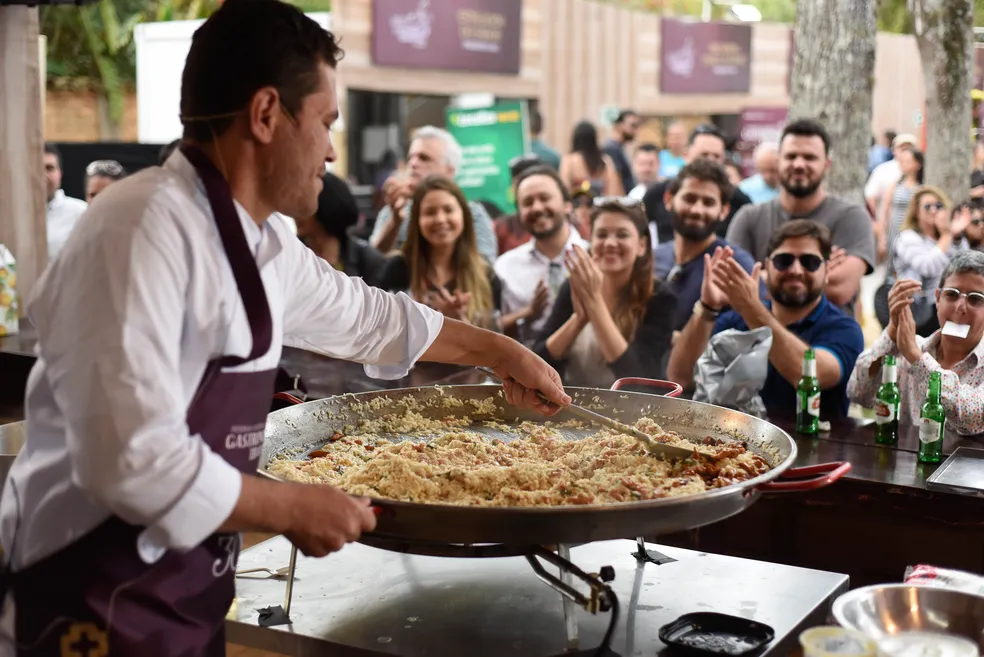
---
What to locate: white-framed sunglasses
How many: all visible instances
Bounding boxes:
[939,287,984,309]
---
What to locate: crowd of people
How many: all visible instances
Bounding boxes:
[42,112,984,436]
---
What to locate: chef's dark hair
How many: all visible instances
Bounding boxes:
[180,0,344,142]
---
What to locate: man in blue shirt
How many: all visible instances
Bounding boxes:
[738,141,780,204]
[653,159,760,332]
[667,219,864,418]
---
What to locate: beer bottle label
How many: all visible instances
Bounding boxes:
[807,393,820,418]
[875,402,896,425]
[919,418,942,444]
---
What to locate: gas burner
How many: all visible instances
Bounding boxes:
[357,535,532,558]
[355,535,621,655]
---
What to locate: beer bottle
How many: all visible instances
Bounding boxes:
[918,371,945,464]
[874,355,900,445]
[796,349,820,435]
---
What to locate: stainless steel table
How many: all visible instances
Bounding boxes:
[227,537,848,656]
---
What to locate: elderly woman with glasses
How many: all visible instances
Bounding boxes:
[892,186,970,336]
[532,196,676,386]
[84,159,127,202]
[849,251,984,436]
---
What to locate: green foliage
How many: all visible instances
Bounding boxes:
[41,0,328,130]
[595,0,984,30]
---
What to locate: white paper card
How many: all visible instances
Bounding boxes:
[942,321,971,339]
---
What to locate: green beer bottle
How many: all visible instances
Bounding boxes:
[796,349,820,435]
[874,355,900,445]
[918,371,945,464]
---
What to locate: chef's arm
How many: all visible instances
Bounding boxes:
[42,220,244,557]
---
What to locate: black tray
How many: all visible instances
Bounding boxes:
[659,612,775,656]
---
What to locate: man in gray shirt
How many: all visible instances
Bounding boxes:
[726,118,874,315]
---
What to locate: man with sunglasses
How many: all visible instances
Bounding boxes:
[848,251,984,436]
[726,119,875,316]
[642,123,752,245]
[0,3,569,654]
[668,220,864,420]
[959,203,984,251]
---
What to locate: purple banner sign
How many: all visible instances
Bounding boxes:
[737,106,788,177]
[660,18,752,94]
[371,0,522,75]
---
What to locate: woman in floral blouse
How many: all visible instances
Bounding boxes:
[848,251,984,435]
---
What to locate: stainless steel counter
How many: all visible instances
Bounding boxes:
[227,537,848,656]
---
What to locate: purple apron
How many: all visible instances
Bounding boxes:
[9,145,278,656]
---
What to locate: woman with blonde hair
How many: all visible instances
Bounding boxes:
[892,185,970,335]
[533,197,676,386]
[377,175,501,326]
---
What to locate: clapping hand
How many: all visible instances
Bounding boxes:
[565,245,604,310]
[951,206,973,237]
[710,254,764,319]
[383,176,412,218]
[426,287,471,321]
[700,246,731,311]
[885,279,922,344]
[895,301,922,365]
[827,246,847,277]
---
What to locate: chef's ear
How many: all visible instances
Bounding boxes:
[247,87,282,145]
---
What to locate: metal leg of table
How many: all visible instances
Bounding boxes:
[557,544,580,651]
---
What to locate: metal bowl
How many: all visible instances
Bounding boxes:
[832,584,984,649]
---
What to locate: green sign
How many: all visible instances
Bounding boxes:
[446,100,529,214]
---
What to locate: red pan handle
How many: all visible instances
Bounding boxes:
[611,377,684,398]
[273,392,305,406]
[755,461,852,493]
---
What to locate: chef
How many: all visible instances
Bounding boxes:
[0,2,569,655]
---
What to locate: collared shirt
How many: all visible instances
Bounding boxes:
[0,151,444,570]
[848,330,984,436]
[653,238,760,332]
[45,189,87,261]
[714,296,865,418]
[370,199,498,264]
[494,228,588,334]
[738,174,779,204]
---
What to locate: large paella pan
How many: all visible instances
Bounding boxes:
[261,378,849,546]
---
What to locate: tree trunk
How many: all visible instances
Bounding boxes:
[96,92,122,140]
[790,0,876,206]
[911,0,974,204]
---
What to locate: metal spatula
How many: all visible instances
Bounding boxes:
[476,367,698,461]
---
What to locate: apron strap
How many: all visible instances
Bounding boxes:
[180,144,273,366]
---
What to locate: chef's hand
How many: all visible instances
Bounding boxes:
[490,342,570,415]
[284,484,377,557]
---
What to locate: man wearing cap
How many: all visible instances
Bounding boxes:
[865,133,918,217]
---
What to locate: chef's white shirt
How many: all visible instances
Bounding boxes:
[0,150,444,571]
[494,228,587,335]
[45,189,87,261]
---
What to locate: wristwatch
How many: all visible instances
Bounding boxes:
[693,299,722,322]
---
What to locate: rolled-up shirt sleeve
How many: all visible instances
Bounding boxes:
[281,234,444,379]
[34,204,241,560]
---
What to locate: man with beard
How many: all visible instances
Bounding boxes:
[642,124,752,245]
[495,165,588,341]
[726,118,875,315]
[604,110,641,195]
[653,159,760,332]
[667,220,864,418]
